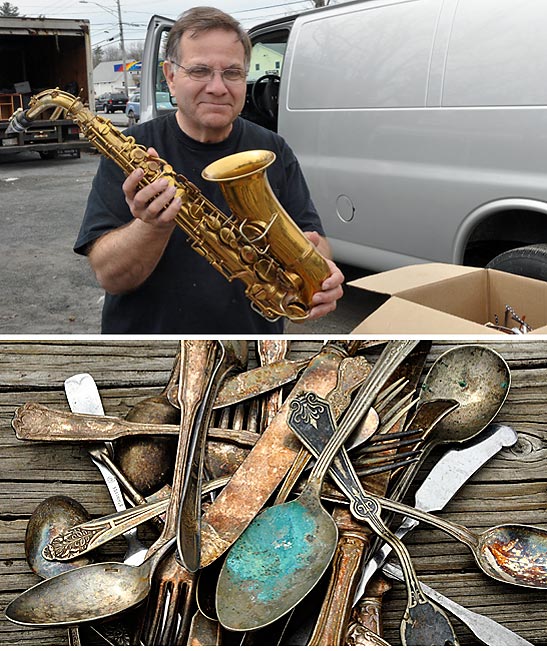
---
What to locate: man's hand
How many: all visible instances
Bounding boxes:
[122,147,181,229]
[304,231,345,321]
[88,147,181,294]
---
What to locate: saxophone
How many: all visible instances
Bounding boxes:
[8,89,330,321]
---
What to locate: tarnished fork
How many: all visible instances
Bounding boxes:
[139,341,232,647]
[274,374,417,505]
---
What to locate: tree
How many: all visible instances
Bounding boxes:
[100,42,144,63]
[0,2,20,16]
[93,45,104,68]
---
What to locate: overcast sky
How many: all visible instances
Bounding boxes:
[8,0,329,48]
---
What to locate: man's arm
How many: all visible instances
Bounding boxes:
[87,159,180,294]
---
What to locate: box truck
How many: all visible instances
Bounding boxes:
[0,16,93,159]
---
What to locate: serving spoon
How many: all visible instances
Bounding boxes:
[390,344,510,501]
[215,340,418,631]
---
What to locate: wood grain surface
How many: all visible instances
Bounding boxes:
[1,339,546,645]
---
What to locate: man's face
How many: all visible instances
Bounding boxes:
[164,28,247,143]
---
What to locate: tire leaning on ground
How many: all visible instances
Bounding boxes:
[486,243,547,281]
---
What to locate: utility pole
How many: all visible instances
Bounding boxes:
[116,0,129,95]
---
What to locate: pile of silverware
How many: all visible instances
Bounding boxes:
[6,339,547,645]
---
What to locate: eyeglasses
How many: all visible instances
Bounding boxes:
[169,61,247,84]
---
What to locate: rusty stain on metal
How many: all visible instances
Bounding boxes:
[483,527,547,588]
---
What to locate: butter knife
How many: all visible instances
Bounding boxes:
[353,423,518,604]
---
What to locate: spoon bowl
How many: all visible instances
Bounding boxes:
[477,523,547,588]
[5,539,175,627]
[25,495,92,578]
[420,344,510,441]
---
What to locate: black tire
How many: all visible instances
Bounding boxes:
[38,151,59,160]
[486,244,547,281]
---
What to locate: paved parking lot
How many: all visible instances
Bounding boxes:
[0,121,376,335]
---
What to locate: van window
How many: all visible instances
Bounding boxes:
[443,0,547,106]
[248,29,288,82]
[287,0,440,110]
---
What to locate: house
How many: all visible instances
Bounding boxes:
[248,43,283,81]
[92,60,141,97]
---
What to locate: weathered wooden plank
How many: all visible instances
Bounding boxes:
[1,339,547,646]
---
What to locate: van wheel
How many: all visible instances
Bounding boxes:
[127,110,136,126]
[486,244,547,281]
[38,151,59,160]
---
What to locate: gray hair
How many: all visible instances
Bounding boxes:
[165,6,251,68]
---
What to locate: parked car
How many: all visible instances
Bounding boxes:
[125,91,173,125]
[142,0,547,280]
[94,93,104,112]
[97,92,128,113]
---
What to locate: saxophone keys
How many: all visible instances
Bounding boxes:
[189,204,205,221]
[219,227,238,249]
[254,258,277,283]
[204,213,222,231]
[240,245,258,265]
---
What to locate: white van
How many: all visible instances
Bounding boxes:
[142,0,547,279]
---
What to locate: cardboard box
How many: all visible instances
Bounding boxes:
[349,263,547,335]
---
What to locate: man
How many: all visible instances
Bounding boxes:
[75,6,344,334]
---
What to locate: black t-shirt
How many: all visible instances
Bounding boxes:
[75,114,324,334]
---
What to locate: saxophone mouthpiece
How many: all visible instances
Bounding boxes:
[6,108,31,135]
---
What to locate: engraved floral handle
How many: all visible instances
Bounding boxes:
[12,402,179,441]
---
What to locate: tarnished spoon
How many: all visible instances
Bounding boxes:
[390,344,510,501]
[215,340,418,632]
[5,539,176,627]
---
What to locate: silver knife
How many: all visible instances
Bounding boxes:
[64,373,148,566]
[382,561,532,646]
[353,423,518,604]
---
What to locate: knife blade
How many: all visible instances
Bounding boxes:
[382,560,532,646]
[213,356,310,409]
[64,373,147,566]
[353,423,518,604]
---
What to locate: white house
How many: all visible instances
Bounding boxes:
[92,60,141,96]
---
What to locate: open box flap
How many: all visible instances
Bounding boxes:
[351,296,498,334]
[348,263,482,295]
